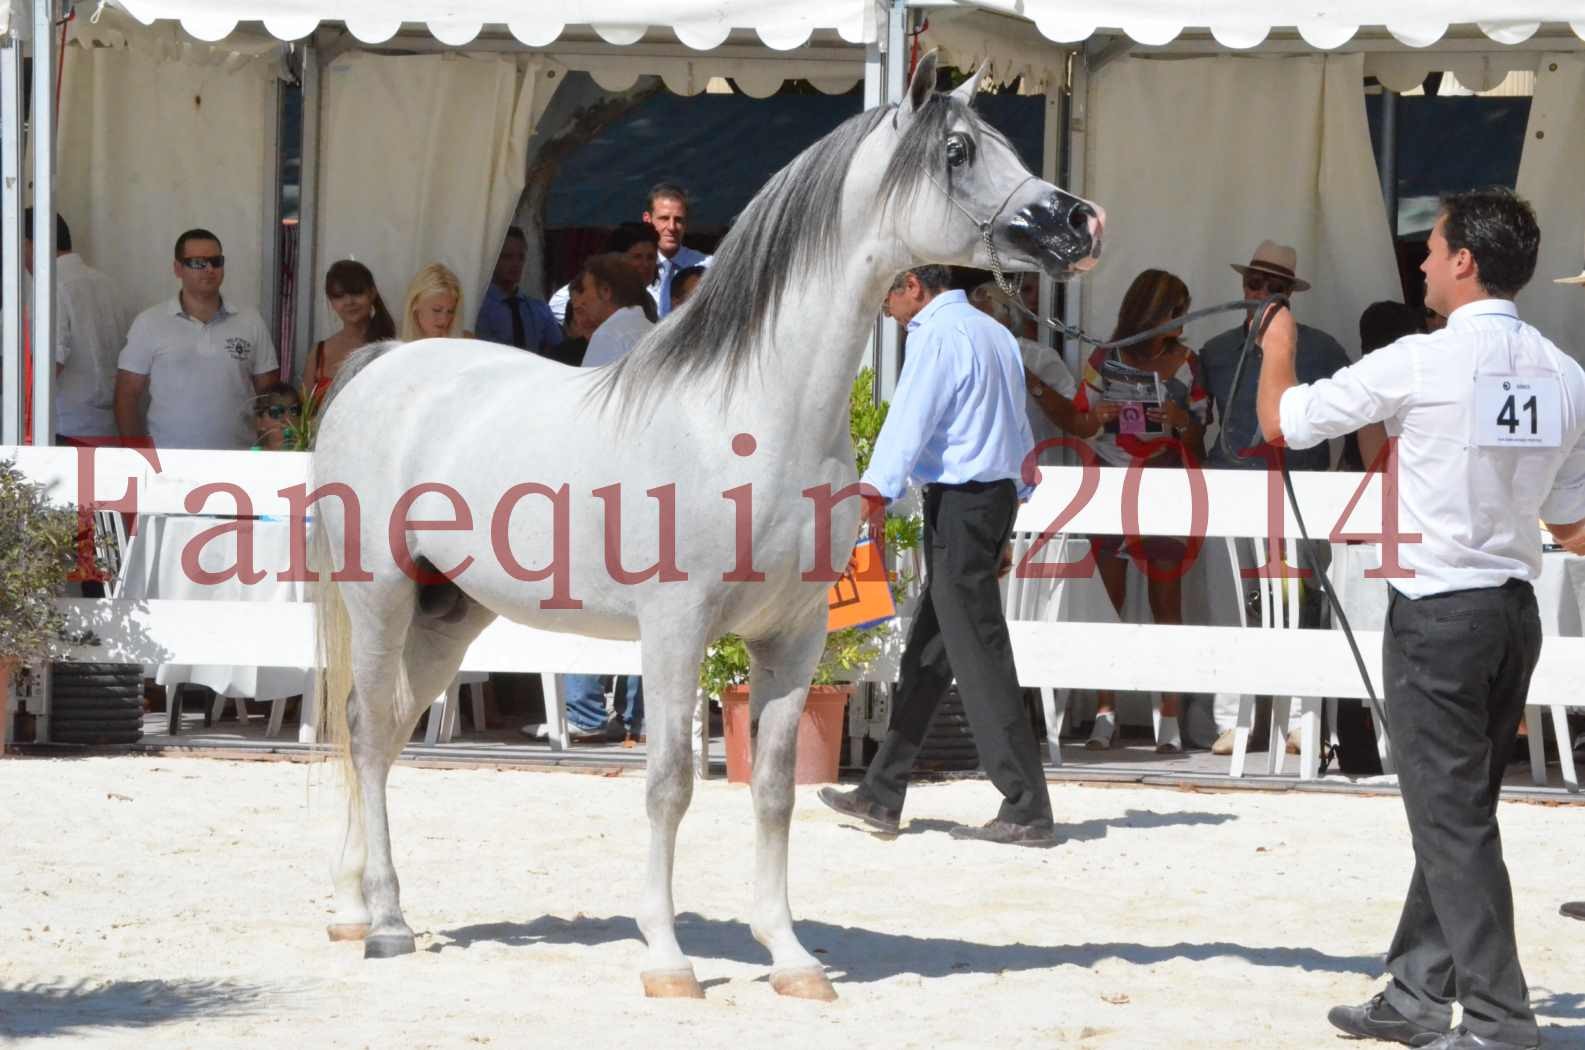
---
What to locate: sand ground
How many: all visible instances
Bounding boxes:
[1,755,1581,1048]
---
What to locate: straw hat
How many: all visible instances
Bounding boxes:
[1231,240,1312,292]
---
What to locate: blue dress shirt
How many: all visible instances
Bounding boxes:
[475,284,563,352]
[652,246,711,316]
[861,290,1037,502]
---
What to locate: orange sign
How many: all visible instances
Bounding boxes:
[827,538,896,632]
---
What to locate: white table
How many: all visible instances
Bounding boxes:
[118,514,314,733]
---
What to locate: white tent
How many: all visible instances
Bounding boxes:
[915,7,1585,369]
[5,0,1585,444]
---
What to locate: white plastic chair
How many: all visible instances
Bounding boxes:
[1524,704,1579,791]
[1224,537,1383,780]
[424,672,491,744]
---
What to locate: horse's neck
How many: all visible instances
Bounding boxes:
[736,235,901,461]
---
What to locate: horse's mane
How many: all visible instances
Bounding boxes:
[594,92,1009,420]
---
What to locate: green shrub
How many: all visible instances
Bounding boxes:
[0,458,82,667]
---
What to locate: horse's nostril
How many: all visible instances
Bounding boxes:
[1068,205,1092,231]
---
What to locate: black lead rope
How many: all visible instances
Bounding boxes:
[996,285,1385,770]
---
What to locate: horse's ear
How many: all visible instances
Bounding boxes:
[951,61,989,101]
[903,50,938,117]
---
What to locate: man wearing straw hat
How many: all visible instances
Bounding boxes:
[1201,241,1350,757]
[1201,240,1349,472]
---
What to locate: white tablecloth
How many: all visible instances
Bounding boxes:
[119,515,312,701]
[1330,544,1584,636]
[1330,543,1584,710]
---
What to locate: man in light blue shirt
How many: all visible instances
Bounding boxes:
[819,265,1056,847]
[643,182,711,316]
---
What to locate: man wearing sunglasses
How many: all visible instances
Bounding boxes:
[1199,241,1351,756]
[1199,241,1349,472]
[115,228,278,449]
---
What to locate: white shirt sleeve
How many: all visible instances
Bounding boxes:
[55,295,75,366]
[1278,339,1419,450]
[1018,338,1078,399]
[117,312,156,375]
[1541,432,1585,525]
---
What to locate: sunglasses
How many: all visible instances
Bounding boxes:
[180,255,226,271]
[1242,273,1292,295]
[256,404,298,420]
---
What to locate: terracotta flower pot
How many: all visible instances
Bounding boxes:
[720,684,851,785]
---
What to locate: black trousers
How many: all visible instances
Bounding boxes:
[861,480,1052,826]
[1381,579,1541,1046]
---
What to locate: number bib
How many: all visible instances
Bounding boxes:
[1474,375,1562,448]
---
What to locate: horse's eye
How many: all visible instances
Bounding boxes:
[945,134,972,169]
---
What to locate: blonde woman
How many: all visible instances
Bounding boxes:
[401,263,472,340]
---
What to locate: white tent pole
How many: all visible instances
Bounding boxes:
[1,21,23,445]
[867,0,908,401]
[292,39,320,375]
[1061,45,1089,378]
[260,59,283,372]
[29,0,55,448]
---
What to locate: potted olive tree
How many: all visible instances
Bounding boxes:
[0,458,82,752]
[704,370,923,783]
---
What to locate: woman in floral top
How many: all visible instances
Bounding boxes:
[1070,269,1208,752]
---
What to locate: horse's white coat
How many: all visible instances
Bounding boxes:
[309,55,1103,995]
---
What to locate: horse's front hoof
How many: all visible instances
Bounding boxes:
[363,932,417,959]
[641,968,705,999]
[770,966,838,1002]
[326,923,370,942]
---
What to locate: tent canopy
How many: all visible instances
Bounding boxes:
[101,0,1585,51]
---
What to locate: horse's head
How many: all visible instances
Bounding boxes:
[885,51,1105,280]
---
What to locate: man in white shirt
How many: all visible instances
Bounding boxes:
[24,210,129,442]
[537,252,658,744]
[115,229,278,449]
[1257,188,1585,1050]
[575,253,655,369]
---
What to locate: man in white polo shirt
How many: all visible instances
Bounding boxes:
[1257,188,1585,1050]
[115,228,278,449]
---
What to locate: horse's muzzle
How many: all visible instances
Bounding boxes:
[1005,191,1106,276]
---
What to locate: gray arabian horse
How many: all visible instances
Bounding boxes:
[309,53,1104,1001]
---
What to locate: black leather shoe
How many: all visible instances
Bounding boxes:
[947,818,1060,847]
[1560,900,1585,921]
[1326,994,1444,1046]
[816,786,900,835]
[1418,1027,1539,1050]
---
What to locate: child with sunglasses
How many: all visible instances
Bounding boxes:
[250,382,303,451]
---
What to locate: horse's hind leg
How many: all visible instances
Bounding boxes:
[746,625,836,1001]
[337,587,495,959]
[635,614,711,998]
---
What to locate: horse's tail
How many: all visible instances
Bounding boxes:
[310,510,358,810]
